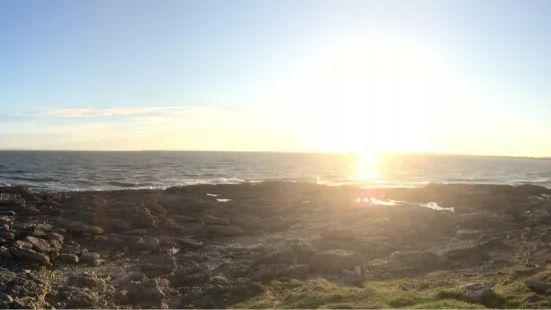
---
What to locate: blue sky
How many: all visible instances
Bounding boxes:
[2,0,551,155]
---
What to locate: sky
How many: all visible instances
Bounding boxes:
[2,0,551,156]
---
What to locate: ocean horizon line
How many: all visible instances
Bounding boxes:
[0,148,550,160]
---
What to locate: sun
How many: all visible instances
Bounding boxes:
[276,37,452,156]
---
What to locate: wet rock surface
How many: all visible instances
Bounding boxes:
[1,182,551,308]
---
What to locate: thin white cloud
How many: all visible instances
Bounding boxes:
[37,106,204,118]
[0,105,306,151]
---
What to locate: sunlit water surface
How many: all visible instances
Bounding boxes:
[1,151,551,192]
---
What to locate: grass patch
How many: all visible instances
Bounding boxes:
[231,278,483,309]
[231,268,551,309]
[493,272,551,309]
[411,299,485,309]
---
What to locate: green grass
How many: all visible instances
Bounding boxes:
[231,268,551,309]
[232,278,482,309]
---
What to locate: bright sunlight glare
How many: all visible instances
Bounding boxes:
[271,38,460,156]
[353,151,380,181]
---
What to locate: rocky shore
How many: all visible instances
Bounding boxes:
[2,182,551,308]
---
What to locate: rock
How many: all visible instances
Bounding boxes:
[477,237,508,249]
[526,278,551,293]
[49,239,63,250]
[0,294,13,309]
[160,218,177,229]
[122,229,148,235]
[80,252,102,266]
[68,275,105,289]
[129,238,160,253]
[59,221,104,235]
[261,216,292,231]
[232,215,263,231]
[49,250,60,261]
[112,271,147,287]
[203,215,229,226]
[320,228,357,241]
[441,238,509,267]
[46,231,64,242]
[0,246,14,259]
[207,225,244,237]
[288,240,317,263]
[10,247,51,265]
[514,184,550,196]
[0,232,15,241]
[309,250,364,272]
[457,213,491,229]
[255,248,295,266]
[228,264,250,278]
[53,286,102,308]
[29,229,48,239]
[25,236,53,253]
[0,215,13,224]
[141,263,175,278]
[173,215,200,224]
[170,270,210,287]
[106,233,140,245]
[128,279,165,306]
[0,198,39,215]
[13,296,39,309]
[289,264,310,278]
[387,251,439,273]
[497,214,516,223]
[253,263,291,282]
[210,275,229,285]
[133,207,157,228]
[58,253,79,264]
[458,212,514,230]
[60,242,82,256]
[226,278,265,305]
[0,215,13,227]
[105,219,133,232]
[14,240,33,249]
[158,246,179,256]
[180,223,205,236]
[462,283,502,307]
[171,237,203,249]
[456,229,484,240]
[114,289,130,305]
[6,275,50,303]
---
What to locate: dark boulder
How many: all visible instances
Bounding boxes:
[309,250,364,272]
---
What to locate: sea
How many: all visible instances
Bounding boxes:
[1,151,551,192]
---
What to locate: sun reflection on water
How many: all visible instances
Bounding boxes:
[352,151,380,182]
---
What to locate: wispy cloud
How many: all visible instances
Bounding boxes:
[0,105,308,151]
[34,106,210,118]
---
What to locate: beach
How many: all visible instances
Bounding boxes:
[1,181,551,308]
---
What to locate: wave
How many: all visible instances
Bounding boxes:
[106,181,148,188]
[10,176,58,183]
[175,178,246,186]
[3,169,28,174]
[510,179,550,185]
[444,178,499,183]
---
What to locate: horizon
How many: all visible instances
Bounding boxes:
[0,148,549,159]
[3,1,551,156]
